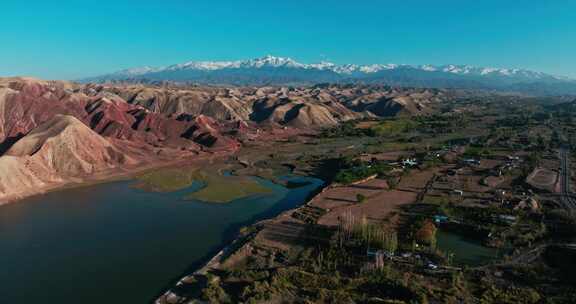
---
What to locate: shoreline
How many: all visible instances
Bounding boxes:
[154,178,331,304]
[0,149,237,206]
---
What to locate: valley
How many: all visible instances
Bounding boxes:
[1,76,576,303]
[0,77,448,204]
[3,1,576,303]
[149,90,576,303]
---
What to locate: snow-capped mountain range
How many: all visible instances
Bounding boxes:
[105,55,561,79]
[84,55,576,95]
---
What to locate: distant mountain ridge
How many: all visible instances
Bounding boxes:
[83,55,576,95]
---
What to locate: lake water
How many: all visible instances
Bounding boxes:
[0,175,323,304]
[436,229,501,266]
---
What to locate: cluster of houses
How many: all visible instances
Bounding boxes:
[493,155,523,176]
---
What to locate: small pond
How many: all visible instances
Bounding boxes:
[436,229,501,266]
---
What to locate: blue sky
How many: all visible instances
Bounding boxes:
[1,0,575,80]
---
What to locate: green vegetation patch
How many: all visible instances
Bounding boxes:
[135,167,273,203]
[321,118,418,138]
[135,167,200,192]
[371,118,418,135]
[463,146,492,158]
[334,157,392,184]
[186,174,272,203]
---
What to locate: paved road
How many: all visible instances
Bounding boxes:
[559,147,576,211]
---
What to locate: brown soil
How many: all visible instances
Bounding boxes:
[397,168,439,192]
[526,167,559,192]
[358,151,410,162]
[317,189,417,226]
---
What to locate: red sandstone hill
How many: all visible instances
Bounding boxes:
[0,78,244,203]
[0,77,451,203]
[0,115,133,200]
[94,84,448,127]
[0,78,241,154]
[6,115,135,173]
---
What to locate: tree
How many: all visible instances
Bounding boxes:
[356,193,367,203]
[387,177,398,190]
[383,230,398,253]
[201,278,231,303]
[415,219,437,246]
[536,135,547,151]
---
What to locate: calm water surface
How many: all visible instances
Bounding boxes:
[436,229,501,266]
[0,175,323,304]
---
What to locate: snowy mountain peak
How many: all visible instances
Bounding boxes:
[245,55,303,68]
[167,60,239,71]
[113,66,161,76]
[91,55,573,86]
[309,61,337,70]
[419,64,437,72]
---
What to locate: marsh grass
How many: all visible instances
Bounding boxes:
[185,175,272,203]
[135,167,200,192]
[135,166,273,203]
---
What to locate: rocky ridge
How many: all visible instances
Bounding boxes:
[0,77,451,203]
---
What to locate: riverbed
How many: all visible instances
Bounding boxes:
[0,175,323,303]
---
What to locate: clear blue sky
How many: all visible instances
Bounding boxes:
[1,0,575,80]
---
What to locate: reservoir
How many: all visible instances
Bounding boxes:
[0,175,323,304]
